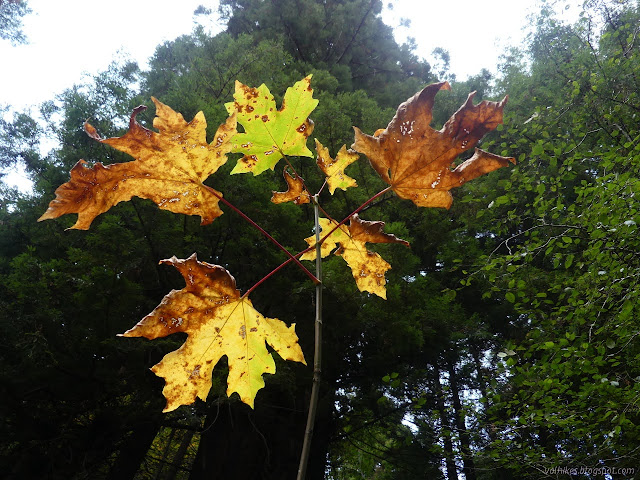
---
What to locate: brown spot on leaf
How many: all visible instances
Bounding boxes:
[38,98,235,229]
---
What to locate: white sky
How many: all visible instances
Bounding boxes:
[0,0,585,111]
[1,0,581,188]
[0,0,222,112]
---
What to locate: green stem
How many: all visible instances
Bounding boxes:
[297,194,323,480]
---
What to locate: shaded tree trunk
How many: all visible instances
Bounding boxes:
[164,429,196,480]
[189,403,271,480]
[469,343,497,444]
[188,383,334,480]
[447,358,477,480]
[107,418,162,480]
[434,371,458,480]
[154,428,176,480]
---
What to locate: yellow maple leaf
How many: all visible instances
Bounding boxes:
[301,215,409,299]
[352,81,515,209]
[121,254,306,412]
[38,98,236,229]
[225,76,318,175]
[315,139,359,194]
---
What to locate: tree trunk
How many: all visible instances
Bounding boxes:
[434,371,458,480]
[107,417,162,480]
[469,344,497,444]
[153,428,176,480]
[188,384,334,480]
[469,344,515,479]
[447,358,477,480]
[164,429,196,480]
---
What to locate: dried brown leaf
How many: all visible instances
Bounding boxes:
[352,82,515,208]
[271,168,311,205]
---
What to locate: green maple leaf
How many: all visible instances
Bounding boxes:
[225,75,319,175]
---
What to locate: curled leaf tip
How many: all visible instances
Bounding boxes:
[84,122,100,140]
[39,100,236,229]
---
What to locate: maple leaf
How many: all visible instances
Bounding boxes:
[121,254,306,412]
[271,168,310,205]
[38,98,236,229]
[301,215,409,299]
[352,81,515,209]
[225,76,318,175]
[315,139,359,194]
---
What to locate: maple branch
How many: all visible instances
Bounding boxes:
[297,194,323,480]
[318,186,393,245]
[242,186,393,298]
[208,187,320,286]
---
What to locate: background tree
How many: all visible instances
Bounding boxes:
[0,0,30,44]
[472,0,640,475]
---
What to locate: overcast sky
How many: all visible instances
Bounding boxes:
[0,0,584,111]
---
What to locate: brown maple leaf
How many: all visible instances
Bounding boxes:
[352,81,515,209]
[38,98,237,229]
[271,167,310,205]
[121,254,306,412]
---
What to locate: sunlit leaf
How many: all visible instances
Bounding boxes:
[315,139,359,194]
[225,76,318,175]
[38,98,236,229]
[301,214,409,298]
[121,254,306,411]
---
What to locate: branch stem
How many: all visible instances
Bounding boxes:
[207,186,319,286]
[297,194,323,480]
[241,186,392,298]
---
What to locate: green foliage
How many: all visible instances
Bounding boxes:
[472,0,640,474]
[218,0,432,103]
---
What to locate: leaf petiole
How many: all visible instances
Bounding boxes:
[205,185,320,286]
[241,186,393,298]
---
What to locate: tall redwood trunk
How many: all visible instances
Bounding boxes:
[163,429,196,480]
[434,371,458,480]
[107,417,162,480]
[447,358,477,480]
